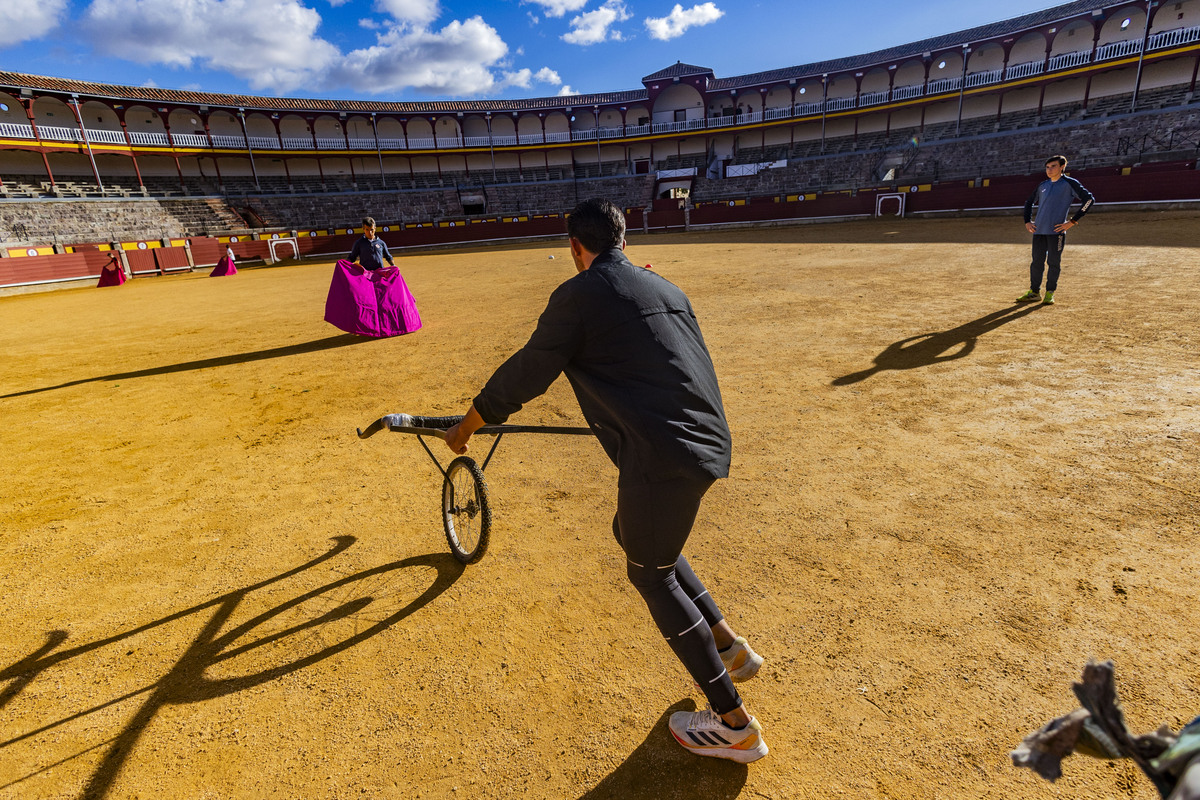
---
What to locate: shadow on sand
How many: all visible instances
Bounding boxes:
[833,302,1043,385]
[2,333,368,399]
[0,536,464,799]
[578,699,749,800]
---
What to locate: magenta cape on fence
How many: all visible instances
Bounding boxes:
[96,258,126,287]
[210,257,237,277]
[324,259,422,338]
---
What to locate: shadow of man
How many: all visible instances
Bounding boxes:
[0,538,465,800]
[578,699,749,800]
[833,303,1043,386]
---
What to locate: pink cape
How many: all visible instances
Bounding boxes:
[97,257,126,287]
[210,256,237,276]
[324,259,422,338]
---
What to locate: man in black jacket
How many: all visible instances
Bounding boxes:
[445,198,768,763]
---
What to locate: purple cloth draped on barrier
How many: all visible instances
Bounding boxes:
[97,257,126,287]
[324,259,422,338]
[210,256,237,277]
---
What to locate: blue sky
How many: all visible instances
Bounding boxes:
[1,0,1066,101]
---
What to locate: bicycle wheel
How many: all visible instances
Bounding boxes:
[442,456,491,564]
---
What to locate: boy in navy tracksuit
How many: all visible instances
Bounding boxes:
[1017,155,1095,305]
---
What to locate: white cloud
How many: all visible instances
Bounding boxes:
[501,68,534,88]
[75,0,555,99]
[375,0,440,26]
[498,66,561,89]
[0,0,67,47]
[644,2,723,41]
[562,0,630,45]
[523,0,588,19]
[83,0,339,94]
[558,85,575,96]
[331,16,510,96]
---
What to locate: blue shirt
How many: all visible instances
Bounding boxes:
[349,235,394,270]
[1024,175,1095,234]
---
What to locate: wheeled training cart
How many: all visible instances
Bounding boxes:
[357,414,593,564]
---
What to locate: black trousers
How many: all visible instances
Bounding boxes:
[612,477,741,715]
[1030,233,1066,292]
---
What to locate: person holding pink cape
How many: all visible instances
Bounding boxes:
[324,216,421,337]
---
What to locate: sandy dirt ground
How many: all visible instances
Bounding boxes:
[1,211,1198,800]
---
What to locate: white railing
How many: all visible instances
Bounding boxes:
[38,125,82,142]
[545,130,571,142]
[892,84,924,101]
[794,100,825,115]
[859,89,890,106]
[1005,59,1045,80]
[406,137,435,148]
[735,111,763,124]
[249,136,280,149]
[965,68,1003,87]
[1048,50,1091,70]
[490,135,518,146]
[347,137,377,149]
[212,134,247,148]
[463,136,491,147]
[573,127,599,140]
[826,97,856,111]
[1095,38,1143,60]
[377,137,406,148]
[0,122,35,138]
[518,131,546,144]
[624,124,651,136]
[435,136,463,147]
[597,125,626,138]
[1149,24,1200,50]
[281,137,315,149]
[707,115,737,127]
[926,76,962,93]
[84,128,126,144]
[314,137,345,149]
[129,130,169,146]
[172,133,210,147]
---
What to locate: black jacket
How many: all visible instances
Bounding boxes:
[474,248,731,485]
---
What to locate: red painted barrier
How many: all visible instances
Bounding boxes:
[0,250,113,286]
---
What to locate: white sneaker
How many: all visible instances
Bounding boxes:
[669,707,769,763]
[720,636,764,682]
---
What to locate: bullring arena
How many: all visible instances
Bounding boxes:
[3,0,1200,798]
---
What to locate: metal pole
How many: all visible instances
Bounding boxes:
[1131,0,1156,112]
[956,45,970,136]
[486,114,496,182]
[372,113,386,187]
[71,97,105,192]
[238,109,260,191]
[820,75,828,154]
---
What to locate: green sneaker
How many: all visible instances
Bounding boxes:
[1042,291,1056,305]
[1016,290,1041,302]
